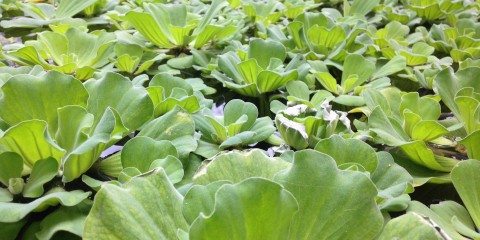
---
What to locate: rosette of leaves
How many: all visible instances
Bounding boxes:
[377,0,419,25]
[113,42,168,75]
[435,67,480,160]
[0,71,154,181]
[124,0,237,49]
[239,0,283,26]
[313,54,407,106]
[146,73,213,117]
[6,27,116,80]
[274,99,351,150]
[83,149,389,240]
[0,70,154,239]
[193,99,275,157]
[283,11,369,61]
[270,80,335,114]
[282,0,319,20]
[407,0,466,22]
[211,38,300,97]
[372,21,435,66]
[361,88,460,177]
[0,0,100,29]
[421,19,480,62]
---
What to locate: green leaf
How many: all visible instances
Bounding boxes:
[125,11,174,48]
[118,167,142,183]
[0,71,88,135]
[400,140,453,172]
[194,149,290,185]
[460,130,480,160]
[391,151,451,185]
[0,120,65,168]
[372,151,413,196]
[378,212,445,240]
[83,169,188,240]
[7,45,49,67]
[37,31,68,65]
[400,92,441,121]
[349,0,381,16]
[431,201,479,239]
[286,81,310,101]
[55,0,99,18]
[314,135,378,172]
[55,106,94,153]
[36,202,91,240]
[368,106,410,146]
[248,39,286,69]
[223,99,258,130]
[194,140,221,159]
[372,56,407,79]
[342,54,376,87]
[451,160,480,229]
[62,108,119,182]
[84,72,153,131]
[189,178,298,240]
[182,181,229,225]
[454,88,480,134]
[23,157,58,198]
[257,70,298,93]
[315,72,339,94]
[138,108,196,159]
[411,121,449,141]
[245,116,276,143]
[121,136,178,173]
[236,59,260,85]
[407,201,473,240]
[0,152,23,186]
[150,73,193,96]
[193,0,228,35]
[307,25,345,49]
[0,190,90,223]
[167,55,194,69]
[274,150,384,239]
[206,116,228,142]
[150,156,184,184]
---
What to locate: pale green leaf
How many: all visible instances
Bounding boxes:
[0,152,23,186]
[121,136,178,173]
[194,149,289,185]
[22,157,58,198]
[0,71,88,135]
[0,190,90,223]
[83,169,188,240]
[0,120,65,168]
[274,149,384,240]
[189,178,298,240]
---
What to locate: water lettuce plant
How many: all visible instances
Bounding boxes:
[0,0,479,239]
[194,99,275,156]
[211,38,303,97]
[124,0,237,49]
[6,27,116,79]
[0,0,100,29]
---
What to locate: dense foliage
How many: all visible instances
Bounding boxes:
[0,0,479,239]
